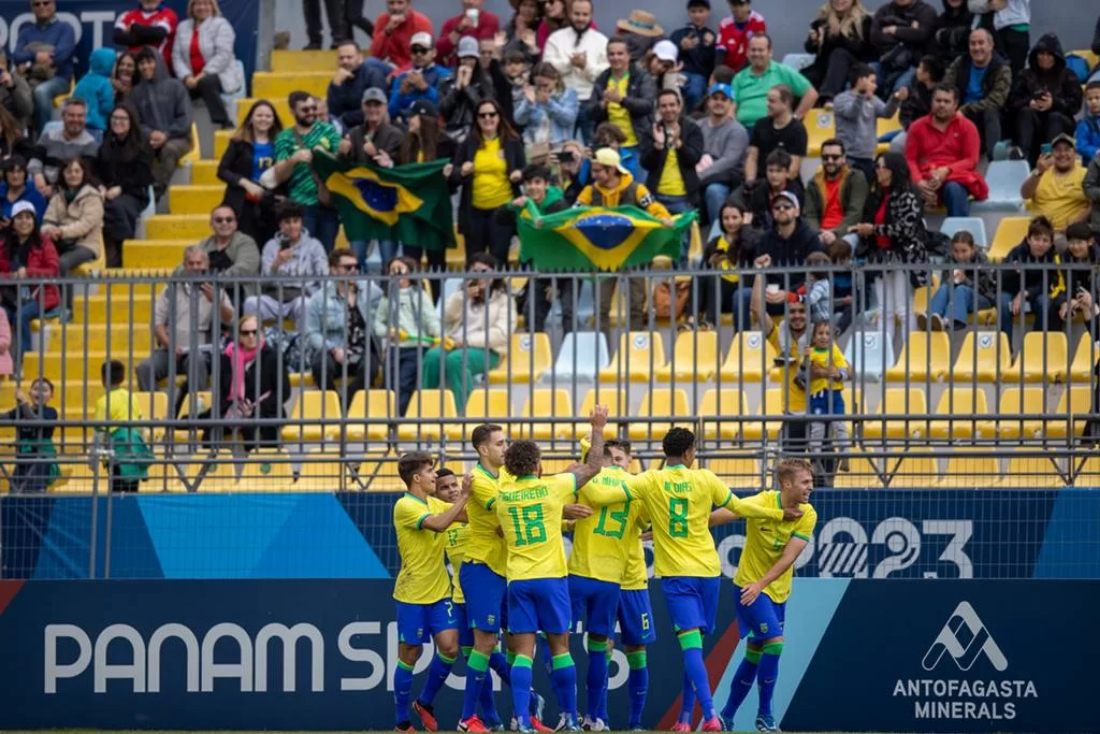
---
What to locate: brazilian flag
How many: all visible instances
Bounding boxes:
[518,202,696,272]
[312,153,455,251]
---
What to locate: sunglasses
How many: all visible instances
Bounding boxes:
[478,111,499,119]
[822,154,844,161]
[239,329,258,336]
[213,216,235,224]
[411,46,430,54]
[339,262,358,271]
[772,203,794,211]
[32,1,53,6]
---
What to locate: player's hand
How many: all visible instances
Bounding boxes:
[782,506,804,522]
[740,581,764,606]
[589,404,609,431]
[564,504,593,520]
[461,472,473,498]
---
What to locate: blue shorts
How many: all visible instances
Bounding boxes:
[809,390,845,416]
[660,576,721,635]
[454,602,474,648]
[508,577,572,635]
[569,575,621,637]
[734,586,786,642]
[617,588,656,646]
[460,562,507,633]
[396,598,457,645]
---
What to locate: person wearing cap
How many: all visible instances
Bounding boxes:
[437,0,501,68]
[646,40,684,96]
[905,83,987,218]
[670,0,717,112]
[698,82,750,225]
[1021,133,1090,235]
[327,41,389,131]
[615,10,664,62]
[438,36,497,149]
[642,89,704,257]
[371,0,434,73]
[730,34,818,129]
[588,38,655,176]
[0,199,59,369]
[543,0,609,143]
[715,0,766,74]
[389,32,452,122]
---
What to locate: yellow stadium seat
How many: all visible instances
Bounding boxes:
[215,129,233,159]
[699,388,750,440]
[518,388,573,439]
[952,331,1012,383]
[463,388,512,435]
[1003,452,1066,488]
[352,453,405,491]
[656,330,720,382]
[281,390,342,443]
[1069,336,1099,383]
[985,387,1048,440]
[130,391,170,441]
[272,49,338,73]
[627,388,691,440]
[168,390,211,444]
[297,452,352,491]
[144,215,210,240]
[939,453,1001,488]
[863,387,928,440]
[742,388,786,441]
[833,448,886,489]
[1073,457,1100,487]
[929,388,990,440]
[805,110,835,157]
[346,389,395,442]
[705,457,761,489]
[1070,48,1100,70]
[570,388,628,440]
[235,97,294,127]
[191,160,221,185]
[885,331,951,382]
[718,330,776,384]
[122,239,193,269]
[1005,332,1069,383]
[251,71,332,99]
[398,390,462,441]
[599,331,667,383]
[488,333,552,384]
[38,323,154,355]
[988,217,1029,262]
[1046,386,1092,439]
[237,450,296,491]
[71,292,156,325]
[168,185,227,215]
[178,123,201,166]
[885,450,941,488]
[23,351,141,380]
[51,79,74,108]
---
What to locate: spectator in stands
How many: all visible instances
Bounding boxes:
[327,42,387,131]
[0,52,33,131]
[42,158,104,302]
[968,0,1029,77]
[0,201,59,368]
[1051,222,1099,330]
[245,203,329,328]
[28,98,99,198]
[503,0,542,65]
[438,37,497,149]
[437,0,501,68]
[906,84,987,217]
[744,84,807,191]
[206,314,290,452]
[219,100,283,250]
[943,28,1010,159]
[14,0,76,133]
[303,0,348,51]
[917,229,994,331]
[1021,133,1090,236]
[0,309,8,378]
[374,255,441,415]
[802,0,874,105]
[514,63,579,160]
[114,0,179,71]
[1079,83,1100,165]
[272,91,342,252]
[0,156,47,224]
[542,0,609,143]
[305,247,382,404]
[613,11,662,63]
[748,149,800,230]
[931,0,973,60]
[536,0,569,51]
[73,48,116,141]
[1087,144,1100,239]
[716,0,766,74]
[739,190,819,327]
[557,138,588,204]
[4,379,60,491]
[422,252,515,412]
[388,33,452,122]
[647,40,685,96]
[848,151,927,346]
[96,103,154,268]
[1008,34,1083,168]
[390,100,446,279]
[669,0,717,111]
[449,98,525,264]
[697,197,756,328]
[173,0,242,131]
[111,52,137,105]
[643,89,704,250]
[803,138,869,249]
[197,205,262,301]
[130,48,193,197]
[833,64,903,182]
[730,34,818,129]
[137,246,234,411]
[698,83,750,224]
[870,0,936,93]
[0,106,31,162]
[892,54,944,152]
[999,215,1060,339]
[94,359,151,493]
[371,0,434,73]
[588,38,654,175]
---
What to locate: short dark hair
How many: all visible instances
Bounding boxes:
[503,48,528,65]
[604,438,633,458]
[919,55,946,82]
[1066,222,1094,242]
[687,0,710,8]
[657,88,682,105]
[594,122,627,146]
[436,467,456,481]
[722,194,750,214]
[288,90,312,110]
[607,37,629,53]
[277,201,304,222]
[951,230,976,248]
[1087,80,1100,94]
[711,65,735,85]
[932,82,959,102]
[504,440,541,477]
[1027,216,1054,240]
[337,40,361,52]
[397,451,434,487]
[769,84,794,109]
[522,164,552,183]
[750,32,772,50]
[102,359,126,387]
[765,148,792,170]
[827,238,851,263]
[848,62,875,86]
[31,377,54,393]
[662,427,695,459]
[329,247,356,267]
[135,47,158,65]
[820,137,845,155]
[471,423,504,450]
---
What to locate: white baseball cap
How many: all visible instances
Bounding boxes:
[653,40,678,63]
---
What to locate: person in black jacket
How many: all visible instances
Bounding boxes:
[1008,33,1084,168]
[801,0,874,103]
[869,0,937,93]
[218,100,285,249]
[697,196,757,328]
[998,215,1062,341]
[94,102,154,267]
[930,0,972,62]
[587,38,656,173]
[641,89,704,258]
[326,41,388,131]
[438,37,498,152]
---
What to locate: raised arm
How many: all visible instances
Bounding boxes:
[421,475,472,531]
[568,404,609,490]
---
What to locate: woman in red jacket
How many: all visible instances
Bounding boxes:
[0,200,59,369]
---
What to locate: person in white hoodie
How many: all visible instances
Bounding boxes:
[968,0,1029,76]
[541,0,608,143]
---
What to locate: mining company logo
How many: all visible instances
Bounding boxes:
[893,601,1037,722]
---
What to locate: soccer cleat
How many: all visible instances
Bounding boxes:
[671,723,691,732]
[530,716,554,732]
[414,701,438,732]
[755,714,781,732]
[582,717,607,731]
[460,715,491,733]
[396,723,416,732]
[702,716,723,732]
[719,713,736,731]
[531,691,547,722]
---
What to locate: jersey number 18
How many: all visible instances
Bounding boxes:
[507,505,547,546]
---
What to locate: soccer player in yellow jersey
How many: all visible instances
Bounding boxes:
[392,452,470,733]
[713,459,817,733]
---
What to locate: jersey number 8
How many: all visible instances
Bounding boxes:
[669,497,689,537]
[507,505,547,546]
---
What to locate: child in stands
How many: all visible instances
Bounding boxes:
[1077,81,1100,164]
[93,359,151,492]
[5,377,60,492]
[800,319,850,472]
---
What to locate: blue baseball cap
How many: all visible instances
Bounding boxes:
[708,83,733,100]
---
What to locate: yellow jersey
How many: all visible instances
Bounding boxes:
[606,74,637,146]
[807,344,848,396]
[445,521,470,604]
[94,388,145,424]
[568,466,636,584]
[657,147,687,197]
[620,500,651,590]
[472,137,514,209]
[768,326,807,413]
[734,491,817,603]
[626,466,785,578]
[464,463,510,577]
[393,492,453,604]
[496,472,579,580]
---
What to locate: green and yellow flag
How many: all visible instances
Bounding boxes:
[518,203,696,272]
[312,153,455,251]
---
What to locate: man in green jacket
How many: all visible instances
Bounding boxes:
[801,138,869,250]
